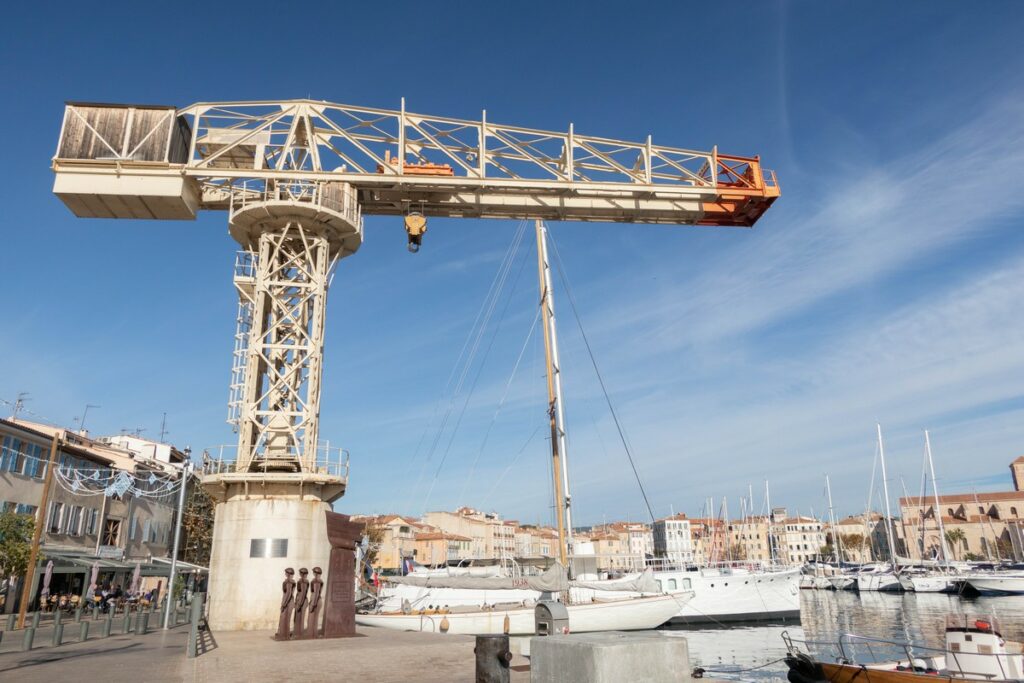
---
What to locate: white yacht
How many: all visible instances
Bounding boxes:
[650,562,801,624]
[965,572,1024,596]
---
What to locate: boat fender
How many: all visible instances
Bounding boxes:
[692,667,706,678]
[785,653,827,683]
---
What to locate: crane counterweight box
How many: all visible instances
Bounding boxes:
[52,103,199,220]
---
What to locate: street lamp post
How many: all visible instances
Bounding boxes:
[163,452,191,629]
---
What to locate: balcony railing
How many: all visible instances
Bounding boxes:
[198,443,349,479]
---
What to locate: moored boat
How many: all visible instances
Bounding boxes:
[965,573,1024,596]
[783,615,1024,683]
[355,591,687,635]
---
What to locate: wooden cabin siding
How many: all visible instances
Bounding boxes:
[57,104,192,163]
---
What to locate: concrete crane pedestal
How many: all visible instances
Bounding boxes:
[529,632,691,683]
[203,477,345,631]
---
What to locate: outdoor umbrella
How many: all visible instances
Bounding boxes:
[89,561,100,597]
[131,562,142,595]
[40,560,54,605]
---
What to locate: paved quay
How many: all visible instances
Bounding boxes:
[1,624,532,683]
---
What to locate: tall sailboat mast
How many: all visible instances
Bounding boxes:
[925,430,951,565]
[535,220,573,568]
[876,424,899,566]
[826,475,844,564]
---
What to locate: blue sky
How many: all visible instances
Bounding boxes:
[2,2,1023,526]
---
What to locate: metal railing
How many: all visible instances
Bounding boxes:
[782,619,1020,681]
[228,178,363,229]
[198,443,349,479]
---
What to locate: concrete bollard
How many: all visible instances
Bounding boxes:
[134,611,147,635]
[79,621,90,642]
[6,613,17,631]
[186,593,206,659]
[31,611,41,629]
[21,627,35,651]
[102,611,114,638]
[54,609,63,626]
[530,632,691,683]
[474,634,512,683]
[52,622,64,647]
[75,607,83,622]
[122,612,132,634]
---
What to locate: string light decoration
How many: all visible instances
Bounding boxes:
[52,464,182,499]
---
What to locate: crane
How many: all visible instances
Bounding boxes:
[51,98,779,630]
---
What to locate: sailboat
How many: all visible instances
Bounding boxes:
[355,221,690,635]
[901,431,963,593]
[855,425,903,592]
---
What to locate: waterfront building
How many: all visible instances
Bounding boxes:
[899,457,1024,562]
[351,514,424,571]
[422,507,516,560]
[773,513,826,565]
[726,516,773,562]
[653,514,695,564]
[0,417,194,613]
[412,531,472,566]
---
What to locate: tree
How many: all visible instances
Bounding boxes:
[819,544,835,559]
[0,510,34,577]
[0,510,34,610]
[362,523,386,569]
[180,479,215,567]
[839,533,865,559]
[727,543,747,561]
[944,528,966,561]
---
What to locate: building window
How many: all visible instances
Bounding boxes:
[102,519,121,546]
[47,502,65,533]
[1012,507,1018,517]
[66,506,83,535]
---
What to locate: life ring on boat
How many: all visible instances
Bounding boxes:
[974,620,992,632]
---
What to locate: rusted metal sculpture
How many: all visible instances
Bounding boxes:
[274,568,296,641]
[293,568,309,637]
[323,512,364,638]
[306,567,324,639]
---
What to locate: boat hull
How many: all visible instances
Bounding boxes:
[856,573,903,593]
[908,575,960,594]
[355,593,687,635]
[656,567,802,625]
[965,576,1024,596]
[788,659,959,683]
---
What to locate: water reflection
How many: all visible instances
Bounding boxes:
[661,591,1024,681]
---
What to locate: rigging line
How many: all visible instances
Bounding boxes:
[483,422,545,506]
[408,219,529,466]
[420,222,532,513]
[408,220,529,503]
[545,228,657,525]
[457,305,542,505]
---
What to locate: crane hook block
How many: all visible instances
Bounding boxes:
[405,213,427,253]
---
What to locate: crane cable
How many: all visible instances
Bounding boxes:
[408,219,529,505]
[458,305,542,504]
[545,229,657,525]
[418,220,531,512]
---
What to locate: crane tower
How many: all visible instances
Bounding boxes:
[51,99,779,630]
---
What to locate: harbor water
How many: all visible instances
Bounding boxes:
[662,590,1024,681]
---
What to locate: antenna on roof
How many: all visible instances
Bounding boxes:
[159,412,169,443]
[74,404,100,433]
[11,392,30,420]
